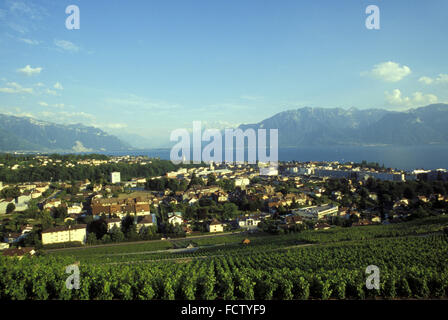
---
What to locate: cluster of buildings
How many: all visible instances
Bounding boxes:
[91,195,151,218]
[284,162,405,181]
[2,156,448,251]
[0,182,50,214]
[283,162,448,183]
[1,155,153,172]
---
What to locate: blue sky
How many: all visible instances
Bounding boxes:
[0,0,447,147]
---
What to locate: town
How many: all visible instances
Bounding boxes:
[1,153,448,258]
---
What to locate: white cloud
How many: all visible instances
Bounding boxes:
[8,1,47,20]
[19,38,39,45]
[38,101,48,107]
[54,39,79,52]
[385,89,438,107]
[53,82,63,90]
[1,1,49,34]
[53,103,65,108]
[17,64,42,76]
[35,82,45,87]
[72,141,93,153]
[0,82,33,94]
[46,89,58,96]
[364,61,411,82]
[418,76,434,85]
[437,74,448,83]
[419,73,448,85]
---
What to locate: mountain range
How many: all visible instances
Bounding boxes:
[239,103,448,147]
[0,114,131,153]
[1,103,448,152]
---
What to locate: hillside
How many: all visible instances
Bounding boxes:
[239,104,448,147]
[0,114,132,153]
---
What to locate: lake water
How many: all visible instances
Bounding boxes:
[109,145,448,171]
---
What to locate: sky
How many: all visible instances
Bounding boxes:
[0,0,447,147]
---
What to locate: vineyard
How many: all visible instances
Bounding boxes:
[1,217,448,300]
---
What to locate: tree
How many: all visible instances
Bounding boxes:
[411,206,430,219]
[110,225,125,242]
[52,206,68,220]
[87,232,97,245]
[218,179,235,192]
[87,219,107,239]
[121,215,136,234]
[404,187,416,200]
[1,186,20,199]
[188,174,204,188]
[101,234,111,243]
[222,202,239,220]
[40,210,54,230]
[6,203,15,214]
[207,174,217,186]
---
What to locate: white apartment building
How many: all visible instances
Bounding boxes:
[293,204,339,221]
[41,225,87,245]
[111,172,121,184]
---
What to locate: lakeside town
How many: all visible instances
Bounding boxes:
[1,154,448,258]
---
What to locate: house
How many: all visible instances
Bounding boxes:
[393,199,409,208]
[41,224,87,245]
[0,242,9,250]
[15,193,32,210]
[136,215,155,232]
[31,190,43,199]
[167,212,184,226]
[293,204,339,221]
[35,183,50,193]
[207,220,224,233]
[91,196,151,218]
[237,215,261,229]
[314,223,331,230]
[284,215,303,225]
[20,224,33,235]
[352,219,372,227]
[68,203,83,214]
[2,247,35,259]
[331,191,343,200]
[188,196,199,206]
[43,199,62,210]
[105,218,122,231]
[215,192,229,202]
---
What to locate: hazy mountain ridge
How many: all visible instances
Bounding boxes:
[2,103,448,152]
[0,114,132,152]
[239,104,448,147]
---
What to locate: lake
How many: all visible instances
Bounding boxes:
[108,145,448,171]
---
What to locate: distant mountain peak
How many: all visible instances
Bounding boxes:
[0,113,132,153]
[239,103,448,147]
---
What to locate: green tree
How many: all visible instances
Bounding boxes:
[110,225,125,242]
[87,232,97,245]
[6,203,15,214]
[207,174,217,186]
